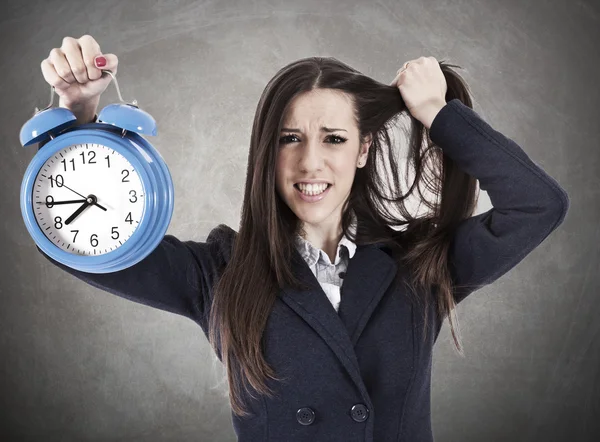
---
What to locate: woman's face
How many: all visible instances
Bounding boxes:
[275,88,370,233]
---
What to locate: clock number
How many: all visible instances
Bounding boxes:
[60,159,75,172]
[54,216,63,229]
[45,195,54,208]
[79,150,97,164]
[105,155,110,168]
[70,230,79,242]
[49,174,64,187]
[90,234,98,247]
[111,226,119,239]
[129,190,137,203]
[125,212,133,224]
[121,169,130,182]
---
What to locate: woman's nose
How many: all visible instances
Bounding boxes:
[297,142,324,171]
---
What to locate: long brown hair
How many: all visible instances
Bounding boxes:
[207,56,478,417]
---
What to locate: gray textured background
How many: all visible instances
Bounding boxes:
[1,0,598,441]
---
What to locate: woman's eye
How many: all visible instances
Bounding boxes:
[328,135,347,144]
[279,134,299,144]
[278,134,347,144]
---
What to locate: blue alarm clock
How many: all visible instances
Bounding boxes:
[20,70,174,273]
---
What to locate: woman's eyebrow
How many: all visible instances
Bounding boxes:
[281,127,347,133]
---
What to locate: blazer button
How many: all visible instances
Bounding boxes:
[296,407,315,426]
[350,403,369,422]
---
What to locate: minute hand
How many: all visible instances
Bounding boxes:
[36,199,86,206]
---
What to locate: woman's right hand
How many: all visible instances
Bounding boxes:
[40,35,118,107]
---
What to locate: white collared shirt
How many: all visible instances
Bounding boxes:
[293,215,357,313]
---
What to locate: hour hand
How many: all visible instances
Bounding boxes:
[65,195,97,225]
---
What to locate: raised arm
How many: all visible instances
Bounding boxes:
[429,99,570,304]
[35,35,238,329]
[37,225,236,330]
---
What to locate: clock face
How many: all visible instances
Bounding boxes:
[32,143,145,256]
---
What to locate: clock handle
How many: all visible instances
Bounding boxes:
[99,69,139,108]
[34,69,138,115]
[34,83,59,113]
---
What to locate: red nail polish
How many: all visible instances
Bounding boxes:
[95,56,106,67]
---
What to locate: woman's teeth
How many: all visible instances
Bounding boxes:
[297,183,329,195]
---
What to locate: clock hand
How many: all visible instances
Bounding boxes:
[64,195,96,225]
[36,199,87,206]
[65,201,91,225]
[48,176,107,211]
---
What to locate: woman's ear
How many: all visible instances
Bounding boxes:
[358,133,373,166]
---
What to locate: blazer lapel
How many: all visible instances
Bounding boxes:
[337,243,398,346]
[279,242,398,402]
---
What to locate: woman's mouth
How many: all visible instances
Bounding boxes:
[294,183,332,202]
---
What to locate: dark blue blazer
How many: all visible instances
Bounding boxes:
[38,99,570,441]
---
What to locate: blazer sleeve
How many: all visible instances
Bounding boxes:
[36,224,236,329]
[428,99,570,304]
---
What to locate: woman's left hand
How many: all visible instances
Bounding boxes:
[390,56,448,129]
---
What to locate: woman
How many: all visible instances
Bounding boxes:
[38,35,569,441]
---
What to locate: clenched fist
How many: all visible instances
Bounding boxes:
[40,35,118,108]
